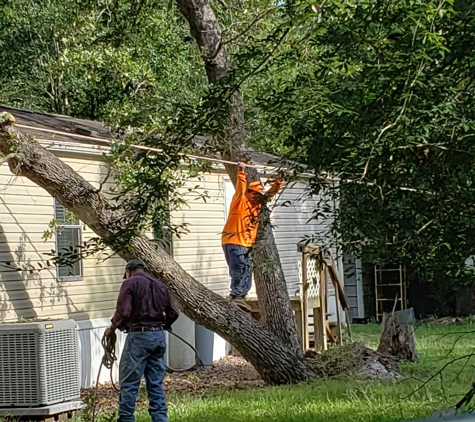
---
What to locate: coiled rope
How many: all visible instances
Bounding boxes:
[91,330,119,422]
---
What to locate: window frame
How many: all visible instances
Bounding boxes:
[54,199,84,282]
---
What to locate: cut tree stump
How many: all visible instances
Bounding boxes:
[377,312,419,362]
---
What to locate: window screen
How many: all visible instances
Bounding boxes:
[54,200,83,280]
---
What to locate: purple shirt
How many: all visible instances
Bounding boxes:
[111,273,179,331]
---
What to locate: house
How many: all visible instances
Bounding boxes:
[0,106,342,387]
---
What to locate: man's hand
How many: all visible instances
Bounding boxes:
[105,326,115,337]
[277,169,286,180]
[238,161,246,172]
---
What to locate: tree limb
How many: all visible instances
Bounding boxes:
[0,112,314,384]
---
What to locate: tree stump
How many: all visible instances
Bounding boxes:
[377,312,419,362]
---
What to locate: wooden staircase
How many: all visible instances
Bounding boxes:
[297,243,352,351]
[235,244,352,352]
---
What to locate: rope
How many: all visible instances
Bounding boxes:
[14,122,431,193]
[14,123,270,170]
[90,328,203,422]
[91,330,119,422]
[100,330,118,370]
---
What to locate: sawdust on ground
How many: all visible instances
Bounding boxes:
[81,355,264,413]
[82,345,399,414]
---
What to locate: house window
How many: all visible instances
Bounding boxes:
[54,199,83,280]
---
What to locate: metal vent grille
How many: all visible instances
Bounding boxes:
[0,332,39,406]
[0,320,80,407]
[41,328,80,404]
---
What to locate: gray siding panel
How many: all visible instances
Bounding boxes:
[343,253,359,319]
[271,182,338,296]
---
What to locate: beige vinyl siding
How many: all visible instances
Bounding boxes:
[171,172,228,296]
[271,181,335,295]
[0,146,337,324]
[0,154,124,323]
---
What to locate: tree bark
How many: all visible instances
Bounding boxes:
[377,313,419,363]
[0,112,313,384]
[175,0,303,358]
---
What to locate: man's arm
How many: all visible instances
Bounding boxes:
[265,178,284,200]
[236,162,247,194]
[110,280,133,331]
[164,291,180,330]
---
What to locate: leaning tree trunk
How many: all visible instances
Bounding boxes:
[377,312,419,363]
[0,113,313,384]
[175,0,303,358]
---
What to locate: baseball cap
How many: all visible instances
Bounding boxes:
[123,259,147,278]
[125,259,146,270]
[248,180,263,192]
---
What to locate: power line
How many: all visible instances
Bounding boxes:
[14,122,431,194]
[15,123,271,170]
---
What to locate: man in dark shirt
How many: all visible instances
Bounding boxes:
[107,259,179,422]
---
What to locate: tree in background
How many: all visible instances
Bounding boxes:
[250,0,475,300]
[0,0,204,123]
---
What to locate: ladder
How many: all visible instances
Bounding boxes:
[374,264,407,321]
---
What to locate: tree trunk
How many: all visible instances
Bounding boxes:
[377,313,419,363]
[0,113,313,384]
[175,0,303,358]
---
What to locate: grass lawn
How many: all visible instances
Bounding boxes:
[99,322,475,422]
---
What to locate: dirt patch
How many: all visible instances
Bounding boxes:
[163,354,265,395]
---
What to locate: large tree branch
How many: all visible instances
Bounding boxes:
[0,112,313,384]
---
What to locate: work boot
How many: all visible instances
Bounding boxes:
[232,297,252,311]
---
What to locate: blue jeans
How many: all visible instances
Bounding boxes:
[118,331,168,422]
[222,244,253,299]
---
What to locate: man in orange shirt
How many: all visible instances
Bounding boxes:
[222,162,284,303]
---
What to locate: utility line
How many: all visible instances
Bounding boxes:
[15,123,271,170]
[15,123,432,193]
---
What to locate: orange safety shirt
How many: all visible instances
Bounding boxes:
[222,171,282,247]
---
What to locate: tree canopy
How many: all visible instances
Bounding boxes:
[2,0,475,288]
[0,0,204,124]
[245,0,475,285]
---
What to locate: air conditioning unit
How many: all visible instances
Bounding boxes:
[0,319,80,407]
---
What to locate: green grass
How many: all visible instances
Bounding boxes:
[101,323,475,422]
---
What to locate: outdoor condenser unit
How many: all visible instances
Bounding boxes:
[0,319,80,407]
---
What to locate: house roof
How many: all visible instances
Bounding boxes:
[0,105,111,147]
[0,105,285,168]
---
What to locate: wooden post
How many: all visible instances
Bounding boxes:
[375,265,379,321]
[312,305,322,351]
[310,259,324,351]
[295,306,303,349]
[399,264,403,311]
[301,251,309,351]
[332,266,342,345]
[319,266,328,351]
